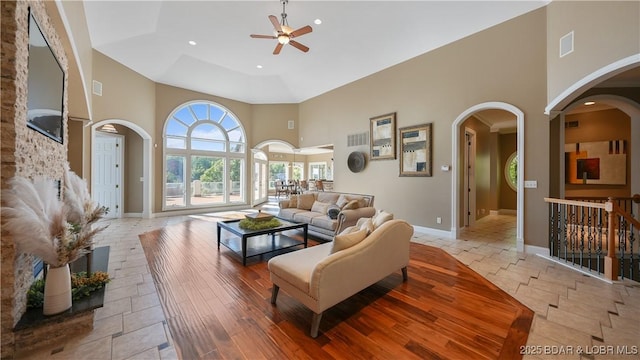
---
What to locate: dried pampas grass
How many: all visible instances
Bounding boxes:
[1,167,108,268]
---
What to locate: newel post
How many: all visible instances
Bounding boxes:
[604,199,618,281]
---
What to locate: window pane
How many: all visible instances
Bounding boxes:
[209,105,225,122]
[166,119,187,136]
[229,142,244,153]
[269,162,287,189]
[166,155,186,208]
[191,139,225,152]
[192,123,225,141]
[221,115,239,131]
[167,137,186,149]
[190,103,208,120]
[174,107,196,126]
[191,156,224,205]
[227,129,244,142]
[230,159,244,202]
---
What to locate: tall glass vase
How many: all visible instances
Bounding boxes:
[43,263,72,315]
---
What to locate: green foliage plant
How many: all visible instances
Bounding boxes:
[238,218,281,231]
[27,271,111,308]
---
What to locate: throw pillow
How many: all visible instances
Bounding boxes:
[359,218,374,235]
[342,199,360,210]
[330,228,368,254]
[336,194,349,209]
[373,210,394,229]
[297,193,316,210]
[327,205,341,219]
[311,201,329,214]
[288,195,298,208]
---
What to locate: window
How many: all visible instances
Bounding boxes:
[505,152,517,191]
[309,162,327,180]
[164,101,246,209]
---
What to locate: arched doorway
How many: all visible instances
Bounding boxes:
[91,119,153,218]
[452,102,525,251]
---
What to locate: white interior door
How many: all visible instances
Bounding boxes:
[252,151,268,205]
[93,133,123,218]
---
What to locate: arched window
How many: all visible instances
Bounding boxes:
[163,101,246,209]
[504,152,517,191]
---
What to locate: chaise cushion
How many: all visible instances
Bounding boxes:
[330,228,368,254]
[269,243,332,294]
[359,218,374,235]
[373,210,394,229]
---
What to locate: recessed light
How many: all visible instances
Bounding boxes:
[188,40,197,46]
[584,101,595,106]
[256,65,263,69]
[314,19,322,25]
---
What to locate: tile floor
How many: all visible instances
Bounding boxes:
[16,208,639,360]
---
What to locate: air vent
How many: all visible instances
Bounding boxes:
[347,132,369,147]
[559,31,574,58]
[287,120,295,129]
[565,121,579,128]
[92,80,103,96]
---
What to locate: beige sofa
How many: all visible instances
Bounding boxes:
[278,191,376,241]
[268,218,413,337]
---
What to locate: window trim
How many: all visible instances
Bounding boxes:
[163,100,246,211]
[504,151,517,192]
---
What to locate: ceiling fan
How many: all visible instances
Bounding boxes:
[250,0,313,55]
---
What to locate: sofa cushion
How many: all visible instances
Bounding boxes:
[373,210,394,229]
[288,195,298,208]
[310,216,338,231]
[297,193,316,210]
[317,192,340,204]
[293,211,325,224]
[311,201,330,215]
[330,228,368,254]
[327,205,340,219]
[279,208,307,221]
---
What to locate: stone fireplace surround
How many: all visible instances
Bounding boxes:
[1,0,70,357]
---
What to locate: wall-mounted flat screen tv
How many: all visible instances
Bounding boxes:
[27,8,65,144]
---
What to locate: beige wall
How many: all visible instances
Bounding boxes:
[564,108,631,198]
[546,1,640,110]
[124,127,144,213]
[300,8,549,247]
[251,104,299,147]
[499,133,517,210]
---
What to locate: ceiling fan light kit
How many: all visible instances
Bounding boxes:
[250,0,312,55]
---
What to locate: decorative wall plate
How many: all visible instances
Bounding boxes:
[347,151,366,173]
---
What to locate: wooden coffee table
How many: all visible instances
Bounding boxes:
[217,218,308,266]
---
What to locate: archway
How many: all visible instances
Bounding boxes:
[452,102,525,251]
[559,95,640,197]
[91,119,153,218]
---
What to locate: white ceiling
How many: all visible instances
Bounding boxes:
[83,0,549,104]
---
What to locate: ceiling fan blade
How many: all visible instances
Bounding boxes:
[273,43,284,55]
[269,15,282,33]
[289,40,309,53]
[250,34,277,39]
[290,25,312,38]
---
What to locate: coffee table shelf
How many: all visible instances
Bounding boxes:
[217,218,308,265]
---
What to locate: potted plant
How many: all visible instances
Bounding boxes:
[1,166,108,315]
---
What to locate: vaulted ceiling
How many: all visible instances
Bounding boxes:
[83,1,550,104]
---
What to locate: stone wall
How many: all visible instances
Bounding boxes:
[1,0,68,357]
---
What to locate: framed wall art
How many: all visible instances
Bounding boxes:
[564,140,626,185]
[369,112,396,160]
[399,123,432,177]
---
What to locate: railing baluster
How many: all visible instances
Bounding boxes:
[596,208,603,275]
[587,206,593,272]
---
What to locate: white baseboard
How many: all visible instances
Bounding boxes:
[535,253,613,284]
[499,209,517,215]
[524,244,548,256]
[490,210,499,216]
[412,225,454,239]
[124,212,143,218]
[151,204,251,218]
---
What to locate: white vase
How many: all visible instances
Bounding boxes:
[43,264,72,315]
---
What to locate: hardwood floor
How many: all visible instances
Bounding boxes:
[139,217,533,359]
